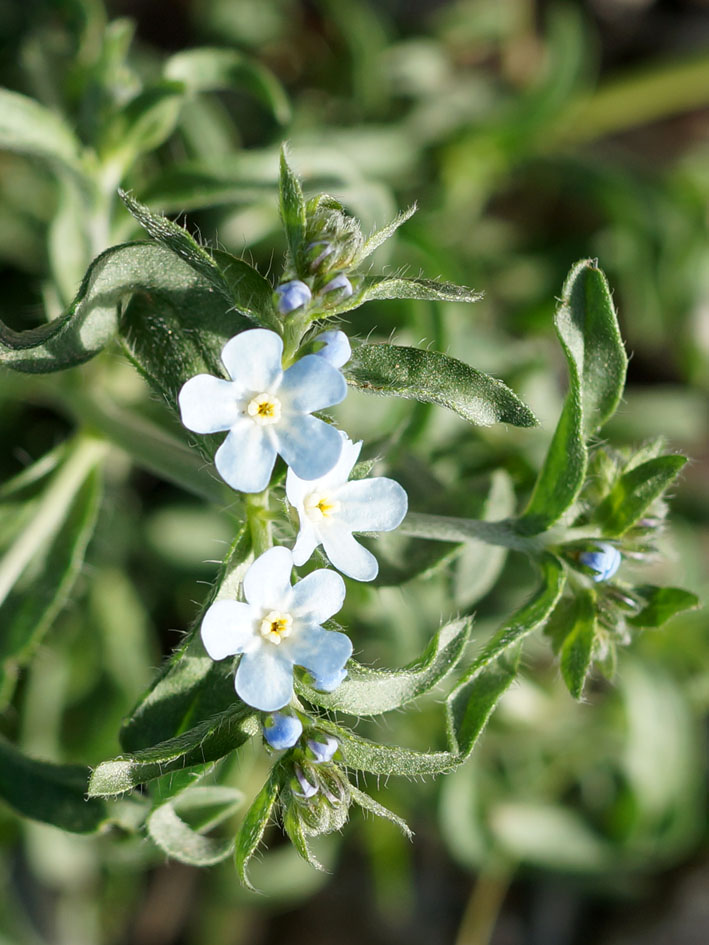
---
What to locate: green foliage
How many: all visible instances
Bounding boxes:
[592,454,687,537]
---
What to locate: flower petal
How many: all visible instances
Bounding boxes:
[291,520,320,567]
[242,546,293,610]
[334,478,408,532]
[235,647,294,711]
[284,624,352,679]
[290,568,346,623]
[280,355,347,413]
[201,600,258,660]
[215,422,277,493]
[178,375,241,434]
[220,329,283,391]
[285,466,309,507]
[276,414,343,481]
[315,330,352,369]
[322,528,379,581]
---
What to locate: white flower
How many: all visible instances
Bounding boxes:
[286,435,408,581]
[200,546,351,712]
[178,329,347,493]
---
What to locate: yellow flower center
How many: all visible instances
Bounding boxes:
[260,610,293,645]
[304,491,339,521]
[247,393,281,425]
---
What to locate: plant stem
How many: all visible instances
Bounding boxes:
[454,866,513,945]
[246,491,272,555]
[398,512,541,553]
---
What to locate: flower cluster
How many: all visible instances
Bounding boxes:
[179,322,407,731]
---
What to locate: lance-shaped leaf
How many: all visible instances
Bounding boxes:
[560,589,597,700]
[120,529,252,752]
[349,785,412,838]
[279,147,307,265]
[212,249,275,323]
[164,48,291,124]
[592,454,687,537]
[0,451,102,699]
[235,768,283,890]
[518,260,627,534]
[627,586,699,628]
[147,785,244,867]
[0,736,108,833]
[99,82,183,167]
[345,343,537,428]
[355,205,417,263]
[1,242,220,373]
[464,554,566,676]
[0,88,82,173]
[89,705,258,796]
[296,617,471,715]
[317,722,455,777]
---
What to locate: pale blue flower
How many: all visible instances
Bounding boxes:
[200,546,351,712]
[322,274,353,300]
[307,735,338,763]
[314,329,351,369]
[286,435,408,581]
[579,543,622,582]
[178,329,347,493]
[309,666,347,692]
[275,280,311,314]
[263,711,303,750]
[293,764,318,799]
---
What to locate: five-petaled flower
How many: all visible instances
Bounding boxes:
[201,546,352,712]
[178,329,347,493]
[287,434,408,581]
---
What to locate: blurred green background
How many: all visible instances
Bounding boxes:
[0,1,707,943]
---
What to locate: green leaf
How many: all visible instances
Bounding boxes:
[89,705,257,796]
[317,722,454,777]
[519,259,626,534]
[279,147,307,265]
[0,455,102,685]
[0,736,107,833]
[360,276,483,305]
[0,88,82,172]
[464,554,566,676]
[120,528,252,752]
[0,242,218,374]
[627,586,700,628]
[147,785,244,867]
[296,617,471,715]
[345,343,537,428]
[119,189,231,302]
[99,82,183,168]
[164,48,291,124]
[235,769,282,891]
[282,805,326,872]
[349,784,412,838]
[446,650,521,761]
[560,589,597,699]
[212,249,275,324]
[592,454,687,537]
[355,205,417,262]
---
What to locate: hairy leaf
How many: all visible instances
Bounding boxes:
[279,147,307,266]
[592,454,687,537]
[356,205,417,262]
[346,343,537,428]
[296,617,471,715]
[0,88,82,172]
[627,586,700,628]
[349,785,412,838]
[560,589,597,700]
[147,785,243,867]
[318,722,454,777]
[235,768,282,890]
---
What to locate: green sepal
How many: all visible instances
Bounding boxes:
[147,785,244,867]
[316,722,454,777]
[282,804,326,872]
[591,454,687,537]
[88,705,258,796]
[235,766,283,891]
[560,589,597,700]
[518,259,627,534]
[279,146,307,268]
[349,784,412,839]
[296,617,471,716]
[345,343,537,428]
[355,205,417,263]
[627,585,700,628]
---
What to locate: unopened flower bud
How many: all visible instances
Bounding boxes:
[321,273,353,301]
[292,764,318,799]
[578,542,621,583]
[306,735,339,763]
[275,280,312,314]
[305,241,335,272]
[262,711,303,750]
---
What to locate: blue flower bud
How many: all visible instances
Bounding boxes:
[321,274,353,300]
[305,241,335,272]
[275,280,312,314]
[578,543,621,582]
[292,764,318,799]
[306,735,339,763]
[309,666,347,692]
[262,711,303,750]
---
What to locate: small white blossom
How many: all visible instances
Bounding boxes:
[178,329,347,493]
[286,435,408,581]
[201,547,351,712]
